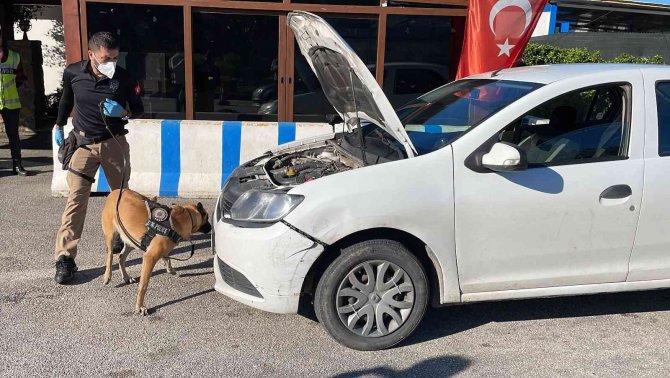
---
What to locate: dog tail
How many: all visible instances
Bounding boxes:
[111,232,124,254]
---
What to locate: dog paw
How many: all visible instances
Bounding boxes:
[167,268,177,276]
[123,276,136,284]
[103,276,111,285]
[135,306,149,316]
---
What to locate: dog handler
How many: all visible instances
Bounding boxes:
[53,32,143,284]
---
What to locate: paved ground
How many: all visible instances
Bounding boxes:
[2,133,670,377]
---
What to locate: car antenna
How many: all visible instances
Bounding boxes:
[491,68,504,77]
[349,68,369,166]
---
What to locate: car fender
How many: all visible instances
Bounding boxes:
[284,146,461,303]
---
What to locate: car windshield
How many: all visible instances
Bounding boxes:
[397,79,543,155]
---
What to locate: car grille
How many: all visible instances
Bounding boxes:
[217,256,263,298]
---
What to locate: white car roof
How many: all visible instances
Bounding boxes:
[467,64,670,84]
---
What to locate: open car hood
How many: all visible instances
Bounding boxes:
[287,11,417,158]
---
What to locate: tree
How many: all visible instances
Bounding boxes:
[14,5,43,25]
[1,3,44,41]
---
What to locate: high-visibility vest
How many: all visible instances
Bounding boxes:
[0,49,22,110]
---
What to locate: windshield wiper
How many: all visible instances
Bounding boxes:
[349,68,368,166]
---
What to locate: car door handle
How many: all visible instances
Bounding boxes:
[599,184,632,206]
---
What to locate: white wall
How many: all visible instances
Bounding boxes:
[14,6,65,95]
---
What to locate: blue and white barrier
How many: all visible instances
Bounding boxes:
[51,119,332,198]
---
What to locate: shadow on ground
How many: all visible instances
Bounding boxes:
[1,132,53,176]
[150,288,216,313]
[403,288,670,347]
[69,234,212,286]
[331,355,471,377]
[0,131,52,151]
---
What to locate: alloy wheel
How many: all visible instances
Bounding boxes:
[336,260,415,337]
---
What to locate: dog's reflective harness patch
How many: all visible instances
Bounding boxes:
[140,201,183,251]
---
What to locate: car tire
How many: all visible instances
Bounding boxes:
[314,239,428,351]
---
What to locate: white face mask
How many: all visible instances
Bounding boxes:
[92,54,117,78]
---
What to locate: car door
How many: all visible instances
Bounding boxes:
[627,72,670,281]
[452,78,644,294]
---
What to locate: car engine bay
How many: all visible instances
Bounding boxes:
[220,130,407,217]
[266,145,357,186]
[220,142,357,214]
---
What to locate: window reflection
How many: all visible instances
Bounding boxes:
[193,12,278,121]
[291,17,378,122]
[384,15,452,109]
[87,3,185,119]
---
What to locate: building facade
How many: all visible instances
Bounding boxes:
[59,0,468,123]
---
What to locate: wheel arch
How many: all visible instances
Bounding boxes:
[299,227,446,309]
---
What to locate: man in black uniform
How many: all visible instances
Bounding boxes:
[53,31,143,284]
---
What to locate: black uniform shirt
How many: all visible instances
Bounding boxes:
[56,60,144,137]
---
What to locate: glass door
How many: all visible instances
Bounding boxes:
[287,15,379,123]
[192,10,284,121]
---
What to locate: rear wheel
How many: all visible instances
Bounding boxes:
[314,239,428,351]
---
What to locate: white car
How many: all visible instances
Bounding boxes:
[213,11,670,350]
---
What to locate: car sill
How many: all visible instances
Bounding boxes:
[460,278,670,303]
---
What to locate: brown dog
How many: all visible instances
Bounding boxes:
[101,189,211,315]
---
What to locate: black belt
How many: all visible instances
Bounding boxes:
[74,129,127,145]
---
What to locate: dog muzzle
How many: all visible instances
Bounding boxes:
[199,221,212,234]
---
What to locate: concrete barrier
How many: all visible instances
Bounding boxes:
[51,119,332,198]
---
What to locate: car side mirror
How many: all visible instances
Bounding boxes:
[481,142,528,172]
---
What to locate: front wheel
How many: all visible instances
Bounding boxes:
[314,239,428,351]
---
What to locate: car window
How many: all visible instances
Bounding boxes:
[588,89,618,122]
[398,79,542,155]
[393,68,446,95]
[655,82,670,156]
[499,83,630,166]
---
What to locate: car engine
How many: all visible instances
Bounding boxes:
[266,146,356,186]
[219,143,357,215]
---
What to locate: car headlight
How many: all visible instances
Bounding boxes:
[229,190,304,223]
[215,192,224,223]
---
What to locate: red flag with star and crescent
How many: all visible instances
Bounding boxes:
[456,0,548,79]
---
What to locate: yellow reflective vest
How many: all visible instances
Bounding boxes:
[0,49,22,110]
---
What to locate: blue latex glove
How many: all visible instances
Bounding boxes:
[54,128,64,146]
[102,98,125,118]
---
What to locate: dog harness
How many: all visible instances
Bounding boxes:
[115,196,197,261]
[140,200,184,251]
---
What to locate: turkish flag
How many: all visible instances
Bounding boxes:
[456,0,547,79]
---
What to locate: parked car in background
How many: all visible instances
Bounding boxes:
[254,62,449,116]
[213,11,670,351]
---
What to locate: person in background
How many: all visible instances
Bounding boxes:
[0,27,29,176]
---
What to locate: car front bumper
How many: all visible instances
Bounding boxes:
[213,219,325,314]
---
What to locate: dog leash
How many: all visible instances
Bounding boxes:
[165,241,195,261]
[99,103,197,262]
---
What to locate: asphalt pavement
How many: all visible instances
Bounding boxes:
[2,133,670,377]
